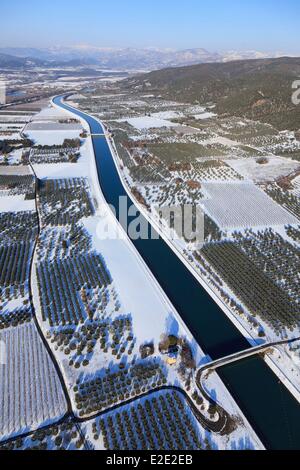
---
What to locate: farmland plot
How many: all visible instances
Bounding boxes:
[227,156,300,183]
[84,390,207,450]
[0,212,38,304]
[192,165,243,182]
[38,178,95,226]
[0,321,67,440]
[37,253,112,326]
[264,183,300,220]
[234,229,300,307]
[0,174,35,197]
[0,242,34,287]
[201,182,298,229]
[201,242,300,333]
[0,211,38,243]
[37,225,92,262]
[292,175,300,196]
[0,419,85,450]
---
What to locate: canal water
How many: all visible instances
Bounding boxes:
[54,96,300,449]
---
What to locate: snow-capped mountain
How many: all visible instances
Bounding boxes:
[221,50,288,62]
[0,46,293,70]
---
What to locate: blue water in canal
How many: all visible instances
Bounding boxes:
[54,95,300,449]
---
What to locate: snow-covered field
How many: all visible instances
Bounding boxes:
[227,156,300,182]
[81,385,260,450]
[201,182,298,229]
[0,132,22,141]
[150,110,184,120]
[194,112,217,120]
[24,130,81,146]
[32,107,74,121]
[0,321,67,440]
[30,139,91,179]
[23,105,82,146]
[0,165,31,176]
[26,122,82,131]
[118,116,179,131]
[0,195,35,212]
[291,175,300,196]
[84,215,184,345]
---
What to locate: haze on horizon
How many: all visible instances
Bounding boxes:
[1,0,300,55]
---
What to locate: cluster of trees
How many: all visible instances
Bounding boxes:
[47,315,134,368]
[39,178,95,226]
[0,175,34,196]
[256,157,269,165]
[0,306,32,329]
[98,391,202,450]
[266,183,300,220]
[0,420,83,451]
[234,228,300,310]
[0,241,33,287]
[63,138,81,148]
[0,211,38,244]
[202,241,299,332]
[37,253,112,326]
[0,138,33,154]
[37,224,92,262]
[74,361,166,417]
[286,225,300,243]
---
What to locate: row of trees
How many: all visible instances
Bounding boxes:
[98,391,202,450]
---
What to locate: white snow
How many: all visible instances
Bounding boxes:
[23,104,82,145]
[194,112,217,120]
[24,130,81,146]
[0,195,35,212]
[21,107,68,123]
[26,122,82,131]
[227,156,300,182]
[84,217,179,344]
[31,139,90,179]
[118,116,179,131]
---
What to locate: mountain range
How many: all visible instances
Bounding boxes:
[0,52,48,68]
[0,46,290,70]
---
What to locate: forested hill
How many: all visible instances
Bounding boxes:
[123,57,300,130]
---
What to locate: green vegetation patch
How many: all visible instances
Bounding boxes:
[148,143,226,165]
[201,241,300,332]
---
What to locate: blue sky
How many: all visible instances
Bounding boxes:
[1,0,300,53]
